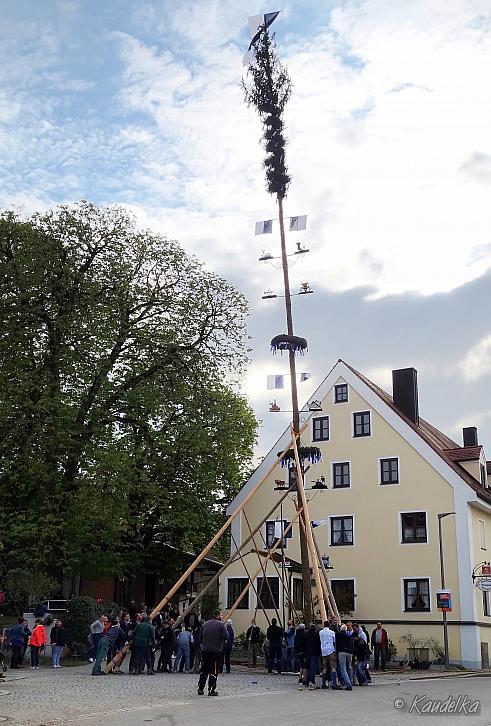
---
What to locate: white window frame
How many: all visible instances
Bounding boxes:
[398,509,429,545]
[351,409,372,439]
[401,576,432,614]
[333,381,349,404]
[311,415,330,443]
[329,577,357,613]
[264,519,290,551]
[225,576,250,611]
[329,513,355,547]
[253,575,282,611]
[331,460,352,489]
[378,456,401,486]
[479,519,487,551]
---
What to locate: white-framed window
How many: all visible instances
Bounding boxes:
[226,578,249,609]
[399,511,428,544]
[312,416,329,442]
[255,576,280,610]
[402,577,431,612]
[265,520,291,549]
[352,410,371,438]
[332,461,351,489]
[334,383,349,403]
[380,457,400,485]
[479,520,487,551]
[330,578,356,612]
[330,514,355,546]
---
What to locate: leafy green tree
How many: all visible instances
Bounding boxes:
[0,203,257,587]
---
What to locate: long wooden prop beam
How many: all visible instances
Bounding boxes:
[243,509,299,623]
[149,422,308,621]
[311,522,340,621]
[230,531,273,626]
[172,484,296,629]
[238,519,283,624]
[223,508,303,620]
[291,430,327,623]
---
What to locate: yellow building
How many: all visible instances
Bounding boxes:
[220,360,491,669]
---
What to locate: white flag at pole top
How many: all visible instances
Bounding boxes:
[267,375,284,390]
[255,219,273,235]
[300,372,311,382]
[248,15,263,35]
[274,521,283,539]
[248,12,280,36]
[312,519,329,528]
[289,215,307,232]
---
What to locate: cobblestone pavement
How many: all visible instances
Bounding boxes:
[0,665,488,726]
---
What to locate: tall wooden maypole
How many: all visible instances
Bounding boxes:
[243,13,313,621]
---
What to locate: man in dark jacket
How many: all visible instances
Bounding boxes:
[335,625,353,690]
[266,618,283,674]
[50,620,66,668]
[8,618,26,670]
[294,623,307,686]
[353,634,370,685]
[131,616,156,675]
[305,623,321,690]
[371,622,389,670]
[197,610,227,696]
[246,620,261,667]
[222,620,234,674]
[157,621,176,672]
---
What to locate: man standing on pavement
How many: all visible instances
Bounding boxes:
[197,610,227,697]
[131,616,156,675]
[91,616,122,676]
[305,622,321,690]
[319,621,338,689]
[283,620,295,672]
[266,618,283,674]
[371,622,389,670]
[89,614,106,663]
[246,620,261,667]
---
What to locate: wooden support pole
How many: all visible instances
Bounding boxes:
[149,422,308,621]
[223,508,303,620]
[172,484,296,629]
[243,510,299,623]
[230,532,272,626]
[291,431,327,623]
[240,514,283,625]
[311,523,340,621]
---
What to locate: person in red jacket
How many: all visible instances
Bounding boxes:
[30,619,47,669]
[370,622,389,670]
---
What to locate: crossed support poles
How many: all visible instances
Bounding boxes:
[149,423,339,628]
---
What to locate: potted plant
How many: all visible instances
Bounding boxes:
[399,632,430,669]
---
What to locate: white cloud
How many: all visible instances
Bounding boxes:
[459,334,491,382]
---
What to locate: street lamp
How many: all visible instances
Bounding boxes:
[437,511,455,670]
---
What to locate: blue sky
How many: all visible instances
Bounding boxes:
[1,0,491,456]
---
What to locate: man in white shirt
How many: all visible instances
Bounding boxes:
[319,621,339,689]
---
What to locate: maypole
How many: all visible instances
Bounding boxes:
[243,12,313,621]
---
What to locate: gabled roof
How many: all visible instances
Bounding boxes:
[229,359,491,514]
[342,361,491,504]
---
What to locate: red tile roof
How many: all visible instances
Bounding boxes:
[443,446,482,462]
[341,360,491,504]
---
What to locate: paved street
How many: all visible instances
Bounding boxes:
[1,666,490,726]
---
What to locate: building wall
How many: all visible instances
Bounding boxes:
[470,505,491,666]
[221,375,478,666]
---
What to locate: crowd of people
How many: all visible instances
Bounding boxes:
[1,599,390,697]
[250,617,389,691]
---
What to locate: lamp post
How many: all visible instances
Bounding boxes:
[437,511,455,670]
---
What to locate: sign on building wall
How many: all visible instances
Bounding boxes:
[436,589,452,611]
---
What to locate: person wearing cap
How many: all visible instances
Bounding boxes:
[197,610,227,697]
[91,616,122,676]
